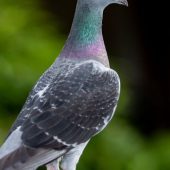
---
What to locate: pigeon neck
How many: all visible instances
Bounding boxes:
[60,3,109,66]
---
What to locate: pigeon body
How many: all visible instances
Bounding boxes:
[0,0,128,169]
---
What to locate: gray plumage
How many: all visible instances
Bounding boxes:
[0,0,128,169]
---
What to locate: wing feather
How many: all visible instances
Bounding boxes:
[18,60,120,149]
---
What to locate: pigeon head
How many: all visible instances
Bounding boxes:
[60,0,128,65]
[78,0,128,8]
[96,0,128,7]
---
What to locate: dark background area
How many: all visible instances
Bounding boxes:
[0,0,169,169]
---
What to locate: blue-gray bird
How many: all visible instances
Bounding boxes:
[0,0,128,169]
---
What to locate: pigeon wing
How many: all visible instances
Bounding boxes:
[21,60,120,149]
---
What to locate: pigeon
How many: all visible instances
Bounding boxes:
[0,0,128,169]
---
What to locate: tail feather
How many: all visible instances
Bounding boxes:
[0,145,37,170]
[0,145,67,170]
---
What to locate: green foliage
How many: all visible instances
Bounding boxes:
[0,0,64,120]
[0,1,170,170]
[0,0,64,144]
[78,121,170,170]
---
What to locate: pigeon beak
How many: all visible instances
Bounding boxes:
[121,0,128,6]
[114,0,128,7]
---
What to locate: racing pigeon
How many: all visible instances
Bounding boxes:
[0,0,128,169]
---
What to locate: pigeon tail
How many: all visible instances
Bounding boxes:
[0,145,67,170]
[0,145,37,170]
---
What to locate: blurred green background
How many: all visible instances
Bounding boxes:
[0,0,169,170]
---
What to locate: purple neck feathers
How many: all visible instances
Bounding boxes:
[59,2,109,66]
